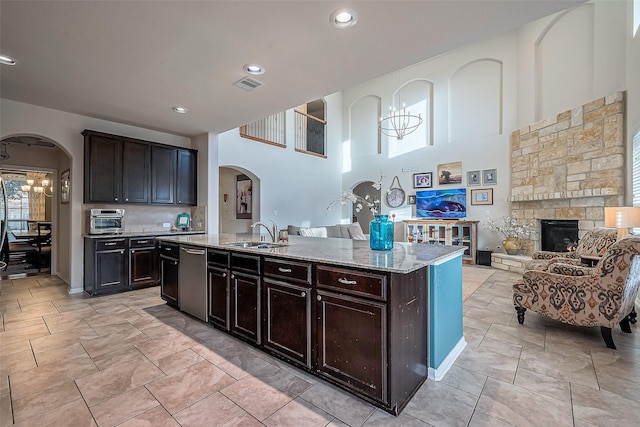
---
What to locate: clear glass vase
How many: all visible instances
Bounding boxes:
[369,214,394,251]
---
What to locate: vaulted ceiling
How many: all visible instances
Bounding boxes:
[0,1,584,137]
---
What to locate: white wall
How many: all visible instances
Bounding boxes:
[0,99,191,293]
[342,0,630,251]
[216,92,344,231]
[626,0,640,205]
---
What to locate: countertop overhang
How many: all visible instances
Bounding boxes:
[84,230,206,239]
[157,233,465,274]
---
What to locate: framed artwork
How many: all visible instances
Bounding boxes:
[437,161,462,185]
[60,169,70,203]
[471,188,493,205]
[483,169,497,185]
[413,172,432,189]
[408,194,416,205]
[236,174,253,219]
[467,170,480,186]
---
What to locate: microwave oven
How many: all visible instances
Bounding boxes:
[88,209,125,234]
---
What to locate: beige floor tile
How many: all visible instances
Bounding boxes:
[30,324,99,354]
[0,392,12,427]
[217,350,277,380]
[596,372,640,404]
[11,381,81,421]
[3,301,59,323]
[403,379,477,426]
[572,383,640,426]
[0,349,36,376]
[361,408,431,426]
[12,397,96,427]
[0,338,31,356]
[2,316,45,331]
[43,306,98,326]
[35,342,88,366]
[117,405,180,427]
[484,323,546,350]
[0,322,50,346]
[146,360,235,414]
[155,348,204,375]
[174,392,243,426]
[299,381,375,427]
[475,378,573,426]
[89,386,159,427]
[220,412,264,427]
[91,345,149,371]
[263,396,334,427]
[134,332,199,363]
[80,327,150,358]
[478,335,523,358]
[467,410,514,427]
[76,358,165,406]
[514,368,571,403]
[519,346,599,389]
[453,346,519,383]
[9,353,98,399]
[0,376,8,395]
[46,318,91,334]
[439,365,487,396]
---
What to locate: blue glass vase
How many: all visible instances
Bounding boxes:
[369,214,394,251]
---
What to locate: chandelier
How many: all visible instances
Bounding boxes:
[379,103,423,140]
[21,176,53,198]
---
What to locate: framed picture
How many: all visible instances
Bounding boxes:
[438,161,462,185]
[236,174,253,219]
[60,169,70,203]
[483,169,497,185]
[413,172,432,188]
[467,170,480,186]
[408,195,416,205]
[471,188,493,205]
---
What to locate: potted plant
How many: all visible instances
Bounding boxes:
[485,216,532,255]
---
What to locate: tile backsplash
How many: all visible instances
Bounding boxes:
[83,205,207,233]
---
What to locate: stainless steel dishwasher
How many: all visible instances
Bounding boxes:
[178,245,208,322]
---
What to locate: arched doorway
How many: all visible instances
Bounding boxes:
[218,166,260,233]
[0,135,72,278]
[352,180,381,226]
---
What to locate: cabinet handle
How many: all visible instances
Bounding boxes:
[338,278,357,285]
[278,267,292,273]
[114,198,118,201]
[125,198,129,201]
[138,240,149,244]
[120,250,124,254]
[212,272,227,278]
[301,291,306,297]
[317,295,321,301]
[231,274,235,279]
[105,242,118,246]
[131,250,135,253]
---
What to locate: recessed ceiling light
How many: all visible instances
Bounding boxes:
[0,54,17,66]
[172,106,189,114]
[330,9,358,29]
[244,64,265,75]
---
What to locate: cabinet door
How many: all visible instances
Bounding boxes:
[316,291,387,402]
[176,149,197,206]
[84,134,123,203]
[208,266,230,330]
[231,271,261,344]
[95,250,127,292]
[151,146,176,204]
[122,141,150,203]
[129,247,158,289]
[263,279,311,367]
[160,257,179,306]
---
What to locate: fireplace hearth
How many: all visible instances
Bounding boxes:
[540,220,579,252]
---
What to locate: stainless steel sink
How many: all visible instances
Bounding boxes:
[226,241,287,249]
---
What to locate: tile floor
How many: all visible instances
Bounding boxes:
[1,269,639,427]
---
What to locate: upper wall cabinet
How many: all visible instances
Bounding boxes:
[83,130,197,206]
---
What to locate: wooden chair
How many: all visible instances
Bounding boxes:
[32,222,52,272]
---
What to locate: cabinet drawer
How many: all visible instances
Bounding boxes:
[95,239,126,251]
[159,243,179,258]
[264,258,311,284]
[208,249,230,268]
[231,253,260,274]
[316,266,387,301]
[130,237,156,248]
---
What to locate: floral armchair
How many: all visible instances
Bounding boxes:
[513,237,640,349]
[525,228,618,271]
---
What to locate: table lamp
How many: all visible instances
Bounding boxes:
[604,207,640,240]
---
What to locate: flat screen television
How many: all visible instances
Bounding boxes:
[415,188,466,219]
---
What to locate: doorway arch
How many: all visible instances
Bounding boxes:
[218,166,261,233]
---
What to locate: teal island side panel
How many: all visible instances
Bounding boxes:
[429,254,463,369]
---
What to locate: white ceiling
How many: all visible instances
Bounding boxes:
[0,1,584,138]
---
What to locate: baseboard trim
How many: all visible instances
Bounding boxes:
[428,337,467,381]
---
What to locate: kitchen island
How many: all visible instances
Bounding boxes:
[157,233,466,415]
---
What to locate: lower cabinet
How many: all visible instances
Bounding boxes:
[160,244,179,307]
[84,238,127,296]
[129,238,158,289]
[230,253,261,344]
[207,249,230,330]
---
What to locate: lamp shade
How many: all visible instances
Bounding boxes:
[604,207,640,239]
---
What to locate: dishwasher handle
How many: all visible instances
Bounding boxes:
[181,246,206,256]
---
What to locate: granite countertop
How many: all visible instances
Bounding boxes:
[84,230,206,239]
[156,233,465,274]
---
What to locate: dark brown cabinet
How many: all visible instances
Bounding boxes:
[129,237,158,289]
[160,242,179,307]
[263,258,312,367]
[83,132,122,203]
[82,129,197,206]
[208,249,230,330]
[84,238,127,295]
[230,253,261,344]
[122,141,150,203]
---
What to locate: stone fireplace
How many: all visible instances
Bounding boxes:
[510,92,625,254]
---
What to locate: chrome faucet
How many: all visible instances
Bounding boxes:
[251,220,278,242]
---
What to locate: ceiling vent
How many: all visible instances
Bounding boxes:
[233,76,263,91]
